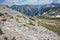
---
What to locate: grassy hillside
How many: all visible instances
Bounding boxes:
[38,17,60,36]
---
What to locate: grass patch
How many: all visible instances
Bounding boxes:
[2,19,6,22]
[12,37,16,40]
[38,16,60,36]
[16,18,19,21]
[0,13,4,16]
[29,17,35,21]
[17,15,22,17]
[5,13,8,15]
[45,18,60,22]
[10,16,13,19]
[29,21,35,26]
[16,18,20,23]
[39,16,60,22]
[38,21,60,36]
[4,37,8,40]
[0,28,4,35]
[23,24,26,26]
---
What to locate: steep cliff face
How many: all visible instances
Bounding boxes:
[0,4,60,40]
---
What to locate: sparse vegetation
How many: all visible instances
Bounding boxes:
[29,21,35,26]
[17,15,22,17]
[0,13,4,16]
[5,13,8,15]
[38,17,60,36]
[2,19,6,22]
[16,18,19,21]
[40,22,60,36]
[45,18,60,22]
[10,16,13,19]
[39,16,60,22]
[7,14,13,19]
[16,18,20,22]
[0,28,4,35]
[23,16,25,18]
[4,37,8,40]
[12,37,16,40]
[29,17,35,21]
[23,24,26,26]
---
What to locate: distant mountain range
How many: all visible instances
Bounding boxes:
[10,3,60,17]
[40,6,60,18]
[10,5,41,16]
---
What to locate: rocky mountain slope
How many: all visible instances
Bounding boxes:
[40,6,60,18]
[0,4,60,40]
[11,5,41,16]
[10,5,60,18]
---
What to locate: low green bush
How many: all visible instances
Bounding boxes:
[29,21,35,26]
[2,19,6,21]
[0,28,4,35]
[4,37,8,40]
[29,17,35,21]
[0,13,4,16]
[12,37,16,40]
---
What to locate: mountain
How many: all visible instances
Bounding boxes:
[10,5,41,16]
[10,3,60,17]
[40,6,60,18]
[0,4,60,40]
[51,3,60,6]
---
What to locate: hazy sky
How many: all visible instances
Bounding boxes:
[0,0,60,6]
